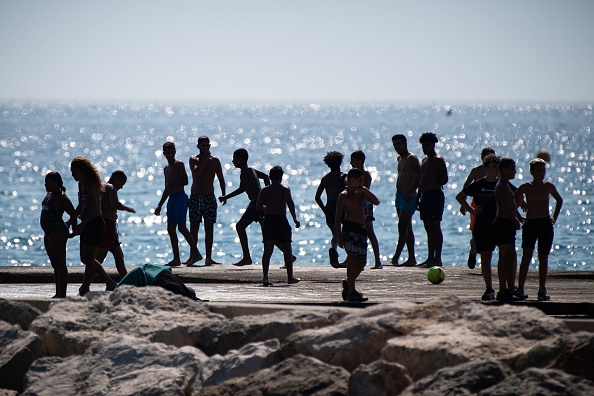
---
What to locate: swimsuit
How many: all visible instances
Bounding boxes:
[492,218,516,246]
[419,189,444,221]
[262,214,292,243]
[40,193,68,234]
[395,191,417,215]
[363,200,375,221]
[166,191,188,223]
[80,216,106,247]
[99,218,119,250]
[240,201,263,225]
[341,220,368,259]
[522,217,554,254]
[189,193,218,224]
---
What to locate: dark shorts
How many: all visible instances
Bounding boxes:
[473,217,496,253]
[342,220,368,259]
[492,218,516,246]
[189,193,218,224]
[80,216,106,247]
[324,199,337,229]
[395,191,417,215]
[522,217,554,254]
[166,191,188,224]
[262,214,292,243]
[240,201,263,225]
[419,189,444,221]
[98,218,120,249]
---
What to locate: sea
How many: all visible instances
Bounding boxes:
[1,102,592,270]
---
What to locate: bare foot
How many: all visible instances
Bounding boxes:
[78,287,90,296]
[288,277,301,284]
[233,258,253,267]
[205,259,221,266]
[420,260,441,268]
[263,279,273,287]
[106,280,117,291]
[183,251,203,265]
[401,259,419,267]
[280,265,286,269]
[371,264,383,269]
[166,260,182,267]
[338,261,348,269]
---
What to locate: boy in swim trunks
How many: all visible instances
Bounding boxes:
[314,151,347,268]
[350,150,381,269]
[96,170,136,276]
[417,132,448,267]
[388,134,421,266]
[493,157,524,301]
[460,147,495,269]
[515,158,563,301]
[219,148,270,266]
[154,142,201,267]
[256,166,301,286]
[336,168,380,302]
[189,136,226,265]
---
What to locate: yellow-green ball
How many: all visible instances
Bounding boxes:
[427,266,446,284]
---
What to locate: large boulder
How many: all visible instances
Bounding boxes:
[0,299,42,330]
[198,354,350,396]
[349,360,413,396]
[478,368,594,396]
[0,322,45,393]
[23,335,207,396]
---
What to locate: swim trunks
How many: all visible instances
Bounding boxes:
[473,219,496,253]
[189,193,218,224]
[324,199,337,228]
[419,189,444,221]
[80,216,106,247]
[262,214,292,243]
[240,201,263,225]
[40,193,68,234]
[522,217,554,254]
[341,220,368,259]
[166,191,188,223]
[98,218,120,250]
[363,200,375,221]
[395,191,417,215]
[492,218,516,246]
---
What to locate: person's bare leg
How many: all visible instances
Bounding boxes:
[93,259,117,290]
[190,222,203,260]
[347,257,365,293]
[110,244,127,277]
[367,220,382,269]
[538,251,549,289]
[204,222,220,265]
[518,248,533,290]
[261,241,274,286]
[234,218,253,266]
[79,242,100,296]
[166,222,182,267]
[278,242,300,283]
[179,223,201,265]
[46,231,69,298]
[480,251,493,290]
[390,210,415,265]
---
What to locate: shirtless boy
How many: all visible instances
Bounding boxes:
[219,148,270,266]
[350,150,381,269]
[493,158,524,301]
[154,142,201,267]
[460,147,495,269]
[515,158,563,301]
[417,132,448,267]
[388,134,421,266]
[314,151,346,268]
[96,170,136,276]
[256,166,301,286]
[189,136,226,265]
[336,168,380,302]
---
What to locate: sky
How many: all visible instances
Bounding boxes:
[1,0,593,103]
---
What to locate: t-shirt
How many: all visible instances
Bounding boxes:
[463,178,517,225]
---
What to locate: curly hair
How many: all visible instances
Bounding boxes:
[323,151,343,168]
[71,156,102,188]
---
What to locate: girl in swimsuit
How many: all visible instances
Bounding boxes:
[40,172,76,298]
[71,157,117,295]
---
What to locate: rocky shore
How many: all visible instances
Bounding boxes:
[2,285,594,395]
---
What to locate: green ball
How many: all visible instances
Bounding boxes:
[427,266,446,284]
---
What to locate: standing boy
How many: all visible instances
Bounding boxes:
[515,158,563,300]
[219,148,270,266]
[388,134,421,266]
[96,170,136,276]
[314,151,347,267]
[417,132,448,267]
[493,158,524,301]
[256,166,301,286]
[456,154,500,300]
[154,142,201,267]
[336,168,380,302]
[350,150,381,269]
[189,136,226,265]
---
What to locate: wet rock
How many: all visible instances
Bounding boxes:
[198,354,350,396]
[0,299,41,330]
[23,335,207,396]
[0,322,45,393]
[349,360,413,396]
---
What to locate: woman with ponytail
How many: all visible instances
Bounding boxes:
[41,171,76,298]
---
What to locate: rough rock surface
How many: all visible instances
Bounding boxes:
[0,322,45,393]
[0,298,41,330]
[3,288,592,395]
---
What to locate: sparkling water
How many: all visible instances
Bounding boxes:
[1,103,592,270]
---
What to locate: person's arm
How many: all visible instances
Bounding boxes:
[57,194,77,232]
[314,182,326,212]
[255,187,266,212]
[220,169,246,202]
[189,153,209,177]
[549,183,563,224]
[463,168,478,188]
[110,188,135,213]
[514,184,526,209]
[335,193,345,248]
[214,158,227,205]
[360,186,379,206]
[154,169,169,216]
[456,191,474,215]
[255,170,270,186]
[286,187,300,228]
[437,157,449,186]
